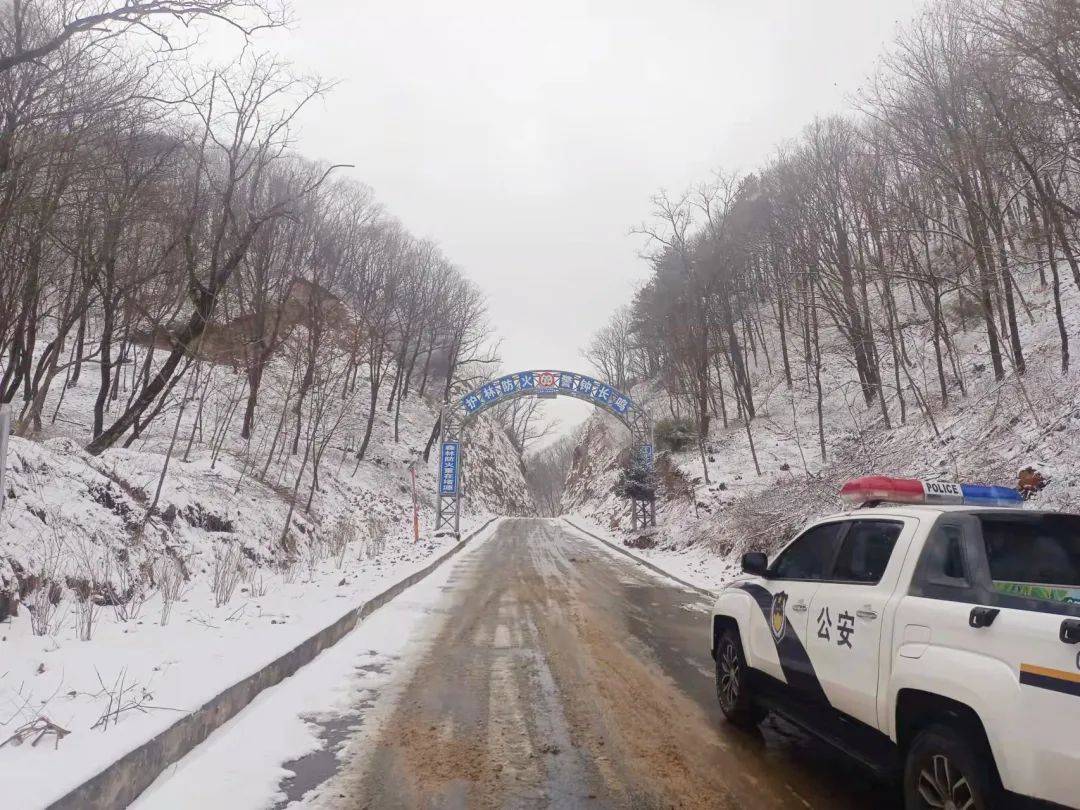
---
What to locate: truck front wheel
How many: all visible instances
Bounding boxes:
[715,629,765,727]
[903,724,1001,810]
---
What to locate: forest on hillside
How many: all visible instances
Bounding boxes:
[0,1,496,471]
[585,0,1080,491]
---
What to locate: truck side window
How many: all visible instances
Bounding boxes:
[941,525,967,579]
[916,522,970,588]
[769,522,844,580]
[978,514,1080,604]
[828,520,903,584]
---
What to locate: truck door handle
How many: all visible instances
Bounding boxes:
[1061,619,1080,644]
[969,606,999,628]
[791,602,808,613]
[856,608,878,620]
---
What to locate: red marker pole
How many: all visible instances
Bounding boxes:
[410,465,420,542]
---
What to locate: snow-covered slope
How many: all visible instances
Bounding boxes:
[564,275,1080,576]
[461,416,534,516]
[0,329,531,804]
[0,380,530,616]
[562,413,630,525]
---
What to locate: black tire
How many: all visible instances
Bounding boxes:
[903,724,1003,810]
[715,629,766,727]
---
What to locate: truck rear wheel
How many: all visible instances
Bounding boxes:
[715,629,765,727]
[903,724,1001,810]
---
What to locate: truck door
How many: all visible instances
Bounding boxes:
[969,512,1080,808]
[904,512,1080,807]
[806,518,912,729]
[744,521,845,700]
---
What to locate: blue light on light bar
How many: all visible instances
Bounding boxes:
[959,484,1024,507]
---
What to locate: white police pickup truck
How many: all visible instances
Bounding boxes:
[710,476,1080,809]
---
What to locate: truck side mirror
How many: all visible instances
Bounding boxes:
[742,552,768,577]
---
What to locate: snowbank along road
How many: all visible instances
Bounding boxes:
[313,518,894,809]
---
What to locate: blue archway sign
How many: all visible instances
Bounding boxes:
[435,370,655,535]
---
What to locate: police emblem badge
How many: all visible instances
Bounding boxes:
[770,591,788,641]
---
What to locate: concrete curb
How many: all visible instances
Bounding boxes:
[48,517,500,810]
[560,518,717,599]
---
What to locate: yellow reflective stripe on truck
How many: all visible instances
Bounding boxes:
[1019,663,1080,697]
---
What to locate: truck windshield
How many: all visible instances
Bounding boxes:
[978,514,1080,604]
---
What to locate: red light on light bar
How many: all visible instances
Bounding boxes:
[839,476,926,506]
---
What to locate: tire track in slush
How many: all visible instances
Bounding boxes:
[319,518,895,809]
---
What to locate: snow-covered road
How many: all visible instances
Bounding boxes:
[129,524,502,810]
[136,518,896,809]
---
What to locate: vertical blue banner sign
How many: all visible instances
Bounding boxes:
[439,441,460,496]
[638,444,654,467]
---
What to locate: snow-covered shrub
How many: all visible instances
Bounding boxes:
[66,537,107,641]
[613,449,655,502]
[0,563,17,623]
[25,577,64,637]
[106,552,147,624]
[25,532,65,637]
[155,557,187,626]
[280,557,299,585]
[211,544,245,607]
[655,454,694,502]
[91,668,155,733]
[328,515,357,569]
[248,571,268,598]
[361,517,386,559]
[72,582,101,642]
[654,418,696,453]
[303,537,325,582]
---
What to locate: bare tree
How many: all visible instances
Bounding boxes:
[0,1,286,76]
[491,396,558,454]
[582,305,635,390]
[87,56,330,453]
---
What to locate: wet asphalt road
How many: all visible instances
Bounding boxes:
[317,518,897,809]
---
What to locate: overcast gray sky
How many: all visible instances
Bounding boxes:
[261,0,924,438]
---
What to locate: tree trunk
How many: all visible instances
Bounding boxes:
[93,294,116,439]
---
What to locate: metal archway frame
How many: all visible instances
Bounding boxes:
[434,370,655,536]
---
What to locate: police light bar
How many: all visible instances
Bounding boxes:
[839,476,1023,508]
